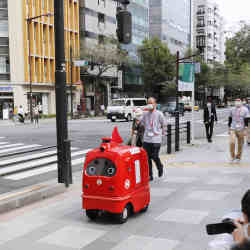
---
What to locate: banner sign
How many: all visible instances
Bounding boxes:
[178,63,195,92]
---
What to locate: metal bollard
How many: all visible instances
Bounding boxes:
[175,112,180,152]
[167,124,172,154]
[187,121,191,144]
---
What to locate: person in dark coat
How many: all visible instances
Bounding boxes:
[203,97,218,143]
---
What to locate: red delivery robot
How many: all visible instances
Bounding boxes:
[82,127,150,224]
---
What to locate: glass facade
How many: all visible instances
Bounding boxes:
[122,0,149,61]
[150,0,191,55]
[122,0,149,87]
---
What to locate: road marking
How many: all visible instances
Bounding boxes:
[0,137,5,139]
[0,149,90,176]
[0,144,41,154]
[0,143,24,149]
[6,157,86,180]
[0,147,79,167]
[0,142,9,145]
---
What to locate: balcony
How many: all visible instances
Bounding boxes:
[197,10,205,15]
[197,23,205,28]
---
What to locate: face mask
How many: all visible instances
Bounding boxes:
[207,103,211,108]
[243,101,246,105]
[235,101,242,107]
[244,223,250,239]
[147,104,154,110]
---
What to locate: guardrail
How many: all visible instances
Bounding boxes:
[163,121,191,154]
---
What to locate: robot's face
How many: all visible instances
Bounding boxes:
[86,158,117,177]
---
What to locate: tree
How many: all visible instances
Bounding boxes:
[80,37,130,114]
[225,23,250,71]
[137,37,175,102]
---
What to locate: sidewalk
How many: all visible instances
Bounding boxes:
[0,116,107,126]
[0,136,249,249]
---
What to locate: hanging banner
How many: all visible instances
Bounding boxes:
[178,63,195,91]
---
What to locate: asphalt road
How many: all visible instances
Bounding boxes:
[0,108,230,150]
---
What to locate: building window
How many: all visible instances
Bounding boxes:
[98,0,106,7]
[98,13,105,24]
[44,59,47,81]
[0,0,7,9]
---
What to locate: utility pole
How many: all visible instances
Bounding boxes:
[175,51,180,152]
[54,0,72,187]
[70,46,73,120]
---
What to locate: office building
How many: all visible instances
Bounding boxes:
[149,0,192,55]
[6,0,81,117]
[0,0,11,119]
[193,0,225,64]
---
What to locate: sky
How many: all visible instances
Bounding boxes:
[215,0,250,30]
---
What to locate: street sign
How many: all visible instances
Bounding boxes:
[178,63,195,92]
[74,60,88,67]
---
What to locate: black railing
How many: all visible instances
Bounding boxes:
[164,121,191,154]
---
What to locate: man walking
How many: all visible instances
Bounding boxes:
[203,97,217,143]
[228,98,249,163]
[140,97,165,181]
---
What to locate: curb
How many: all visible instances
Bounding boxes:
[0,180,67,214]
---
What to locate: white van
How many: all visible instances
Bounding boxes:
[107,98,147,122]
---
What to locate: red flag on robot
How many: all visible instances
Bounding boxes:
[111,126,123,144]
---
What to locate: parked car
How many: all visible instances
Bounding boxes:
[160,102,185,116]
[107,98,147,122]
[184,103,199,112]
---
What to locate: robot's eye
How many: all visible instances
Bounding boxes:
[87,166,96,176]
[107,167,115,175]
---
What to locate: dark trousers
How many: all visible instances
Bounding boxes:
[205,120,214,140]
[143,142,163,178]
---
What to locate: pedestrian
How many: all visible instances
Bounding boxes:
[38,102,42,117]
[17,105,25,123]
[140,97,165,181]
[245,98,250,145]
[33,105,39,127]
[130,108,144,147]
[228,98,249,163]
[203,97,218,143]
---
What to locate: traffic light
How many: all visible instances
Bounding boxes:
[116,10,132,44]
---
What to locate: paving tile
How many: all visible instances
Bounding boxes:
[163,177,197,184]
[150,188,176,197]
[155,209,209,225]
[186,190,229,201]
[0,215,49,245]
[111,235,179,250]
[206,177,244,185]
[39,225,106,249]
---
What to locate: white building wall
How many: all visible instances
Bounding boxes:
[193,0,225,64]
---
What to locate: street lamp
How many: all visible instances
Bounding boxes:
[26,13,53,123]
[175,35,205,151]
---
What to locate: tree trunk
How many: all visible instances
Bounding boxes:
[94,78,102,116]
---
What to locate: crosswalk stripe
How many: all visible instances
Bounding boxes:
[0,143,24,149]
[0,137,5,139]
[0,142,9,145]
[5,157,86,180]
[0,147,79,167]
[0,149,90,176]
[0,144,41,154]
